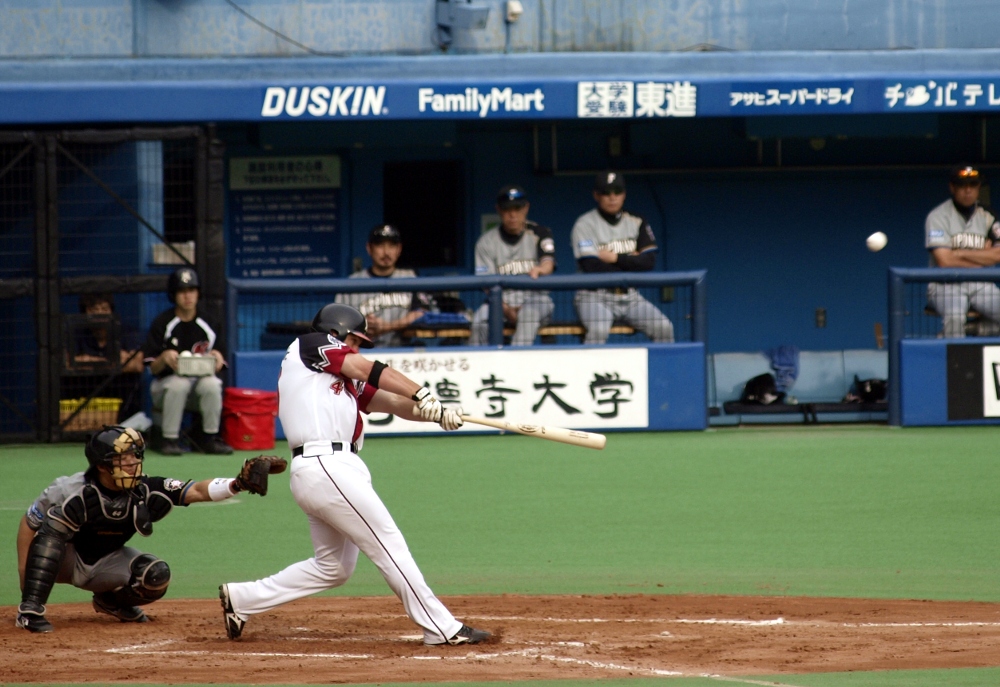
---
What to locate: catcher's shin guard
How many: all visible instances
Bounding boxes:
[21,524,70,608]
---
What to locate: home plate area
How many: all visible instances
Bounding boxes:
[2,594,1000,683]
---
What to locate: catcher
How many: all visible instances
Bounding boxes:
[15,425,285,633]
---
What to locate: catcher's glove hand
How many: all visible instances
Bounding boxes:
[234,455,288,496]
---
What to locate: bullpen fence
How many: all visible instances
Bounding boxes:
[888,267,1000,426]
[226,271,707,355]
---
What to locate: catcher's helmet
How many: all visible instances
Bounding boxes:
[85,425,145,491]
[167,267,199,304]
[312,303,374,348]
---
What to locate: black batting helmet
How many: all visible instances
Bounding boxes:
[167,267,199,304]
[312,303,375,348]
[85,425,145,491]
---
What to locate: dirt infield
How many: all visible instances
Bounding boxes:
[3,594,1000,683]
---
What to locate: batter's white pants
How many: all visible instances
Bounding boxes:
[225,452,463,644]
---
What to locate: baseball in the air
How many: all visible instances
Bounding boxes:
[180,350,192,357]
[866,231,888,252]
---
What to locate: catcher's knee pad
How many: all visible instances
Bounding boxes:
[126,554,171,603]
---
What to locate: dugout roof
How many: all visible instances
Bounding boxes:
[3,49,1000,125]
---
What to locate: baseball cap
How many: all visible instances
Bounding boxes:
[594,170,626,194]
[950,165,982,186]
[496,185,528,210]
[367,224,402,244]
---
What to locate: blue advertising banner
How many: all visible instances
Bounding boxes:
[3,76,1000,124]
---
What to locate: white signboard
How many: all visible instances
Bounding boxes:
[981,345,1000,417]
[363,348,648,434]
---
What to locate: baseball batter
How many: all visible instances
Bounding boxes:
[219,303,491,646]
[470,185,556,346]
[15,426,280,633]
[925,165,1000,337]
[335,224,430,347]
[571,171,674,344]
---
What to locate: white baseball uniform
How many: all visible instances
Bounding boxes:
[925,199,1000,337]
[223,332,463,644]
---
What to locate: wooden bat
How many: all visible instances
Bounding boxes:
[460,414,606,450]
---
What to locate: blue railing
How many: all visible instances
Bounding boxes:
[887,267,1000,425]
[227,270,707,356]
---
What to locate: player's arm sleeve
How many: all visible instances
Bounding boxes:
[534,225,557,267]
[299,331,351,375]
[616,222,658,270]
[578,256,623,273]
[474,237,496,276]
[925,211,951,250]
[141,320,164,364]
[356,381,379,413]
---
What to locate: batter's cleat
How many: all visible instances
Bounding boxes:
[15,602,53,633]
[219,584,246,640]
[445,624,491,645]
[92,595,149,623]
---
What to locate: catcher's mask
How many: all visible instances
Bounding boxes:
[311,303,375,349]
[86,425,145,492]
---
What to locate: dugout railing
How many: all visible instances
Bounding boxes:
[888,266,1000,425]
[226,271,707,357]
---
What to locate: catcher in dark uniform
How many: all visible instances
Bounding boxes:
[15,425,285,633]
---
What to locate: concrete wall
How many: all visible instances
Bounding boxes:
[2,0,998,58]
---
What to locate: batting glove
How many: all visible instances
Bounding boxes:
[439,406,464,431]
[412,386,443,422]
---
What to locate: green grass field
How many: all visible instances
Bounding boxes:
[2,424,999,685]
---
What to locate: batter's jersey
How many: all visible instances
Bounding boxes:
[278,332,378,450]
[925,199,1000,266]
[475,222,555,306]
[571,209,658,265]
[142,308,220,379]
[25,472,193,565]
[334,268,428,317]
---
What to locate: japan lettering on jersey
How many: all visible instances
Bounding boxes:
[277,332,377,449]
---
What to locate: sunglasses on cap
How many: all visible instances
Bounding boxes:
[952,167,981,184]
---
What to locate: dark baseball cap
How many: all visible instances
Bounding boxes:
[496,185,528,210]
[594,170,626,194]
[950,165,982,186]
[367,224,402,244]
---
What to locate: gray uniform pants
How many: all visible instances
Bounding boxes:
[470,292,554,346]
[928,282,1000,338]
[574,289,675,344]
[151,374,223,438]
[56,544,142,593]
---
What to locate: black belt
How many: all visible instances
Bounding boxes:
[292,441,359,457]
[608,287,630,296]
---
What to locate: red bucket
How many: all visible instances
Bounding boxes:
[222,388,278,450]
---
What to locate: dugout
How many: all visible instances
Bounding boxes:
[3,48,1000,439]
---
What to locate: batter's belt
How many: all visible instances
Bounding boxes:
[292,440,360,457]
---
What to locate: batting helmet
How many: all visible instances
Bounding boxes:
[167,267,199,304]
[312,303,375,348]
[85,425,146,491]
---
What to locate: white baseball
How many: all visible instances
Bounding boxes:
[866,231,888,252]
[179,350,192,357]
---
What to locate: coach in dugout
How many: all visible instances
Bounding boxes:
[570,171,674,345]
[925,164,1000,337]
[335,224,431,347]
[142,267,232,456]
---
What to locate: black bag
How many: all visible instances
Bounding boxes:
[842,375,887,403]
[740,373,786,405]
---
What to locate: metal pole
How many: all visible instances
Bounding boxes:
[887,268,905,426]
[487,286,504,346]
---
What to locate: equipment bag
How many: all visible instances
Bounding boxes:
[739,373,786,405]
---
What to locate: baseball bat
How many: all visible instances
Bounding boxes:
[460,414,606,450]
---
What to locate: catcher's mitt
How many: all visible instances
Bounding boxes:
[234,455,288,496]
